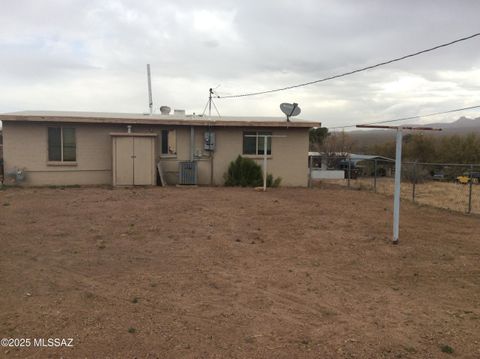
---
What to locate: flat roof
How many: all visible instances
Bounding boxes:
[0,111,319,128]
[308,152,394,162]
[350,154,394,162]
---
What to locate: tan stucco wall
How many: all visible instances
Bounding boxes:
[208,127,309,186]
[2,121,309,187]
[3,122,119,185]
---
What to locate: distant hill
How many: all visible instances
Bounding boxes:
[347,116,480,150]
[427,116,480,130]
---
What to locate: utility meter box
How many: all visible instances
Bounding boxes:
[204,131,215,151]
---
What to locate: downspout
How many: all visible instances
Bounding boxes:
[209,124,214,185]
[190,126,195,161]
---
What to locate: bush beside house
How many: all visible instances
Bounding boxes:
[224,156,281,188]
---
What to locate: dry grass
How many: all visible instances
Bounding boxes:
[320,177,480,214]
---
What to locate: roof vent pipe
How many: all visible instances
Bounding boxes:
[160,106,171,115]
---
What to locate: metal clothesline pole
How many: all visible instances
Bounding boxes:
[392,127,403,244]
[263,135,268,191]
[357,124,441,244]
[245,134,287,191]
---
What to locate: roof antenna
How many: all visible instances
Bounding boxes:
[147,64,153,115]
[201,87,222,118]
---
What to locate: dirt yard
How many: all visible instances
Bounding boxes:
[1,186,479,358]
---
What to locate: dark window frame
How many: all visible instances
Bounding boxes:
[47,127,76,162]
[160,129,177,156]
[242,131,272,156]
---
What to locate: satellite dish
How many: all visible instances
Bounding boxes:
[280,103,301,121]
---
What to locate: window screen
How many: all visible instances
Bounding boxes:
[48,127,76,161]
[48,127,62,161]
[243,131,257,155]
[258,131,271,155]
[62,128,76,161]
[161,130,169,154]
[243,131,272,155]
[161,130,177,155]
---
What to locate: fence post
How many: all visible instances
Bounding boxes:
[373,159,377,193]
[347,155,351,188]
[308,155,313,189]
[412,161,417,203]
[468,164,473,214]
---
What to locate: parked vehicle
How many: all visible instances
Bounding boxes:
[432,172,445,181]
[338,160,360,179]
[456,172,480,184]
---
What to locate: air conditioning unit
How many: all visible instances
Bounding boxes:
[178,161,197,185]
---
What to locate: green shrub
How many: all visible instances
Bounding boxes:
[440,345,454,354]
[224,156,282,187]
[225,156,263,187]
[266,174,282,188]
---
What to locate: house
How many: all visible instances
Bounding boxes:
[308,152,394,179]
[0,111,318,187]
[0,129,3,181]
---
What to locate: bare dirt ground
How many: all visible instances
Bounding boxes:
[0,186,479,358]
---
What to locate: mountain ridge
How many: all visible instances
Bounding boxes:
[346,116,480,149]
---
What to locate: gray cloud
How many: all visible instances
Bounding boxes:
[1,0,480,126]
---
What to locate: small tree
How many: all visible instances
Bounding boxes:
[224,156,282,187]
[266,174,282,188]
[224,156,263,187]
[309,127,329,151]
[323,130,355,156]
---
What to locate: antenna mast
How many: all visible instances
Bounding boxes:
[147,64,153,115]
[202,88,221,118]
[208,88,213,117]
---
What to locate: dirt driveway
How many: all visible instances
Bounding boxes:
[0,186,479,358]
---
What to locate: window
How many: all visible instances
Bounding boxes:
[243,131,272,155]
[160,129,177,155]
[48,127,76,162]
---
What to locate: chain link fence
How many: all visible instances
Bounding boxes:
[309,155,480,214]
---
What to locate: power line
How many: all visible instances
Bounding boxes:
[217,32,480,99]
[327,104,480,130]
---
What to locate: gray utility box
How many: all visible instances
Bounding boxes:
[204,131,215,151]
[178,161,197,185]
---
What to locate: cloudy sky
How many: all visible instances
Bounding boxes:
[1,0,480,128]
